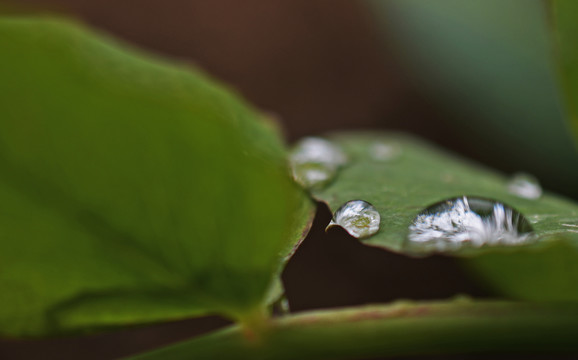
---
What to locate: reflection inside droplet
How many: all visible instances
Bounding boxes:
[406,196,535,254]
[327,200,380,238]
[507,173,542,199]
[369,142,401,161]
[289,137,347,189]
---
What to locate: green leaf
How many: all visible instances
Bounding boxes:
[552,0,578,142]
[369,0,578,194]
[129,299,578,360]
[309,132,578,300]
[0,17,313,336]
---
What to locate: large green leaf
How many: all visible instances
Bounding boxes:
[309,132,578,300]
[552,0,578,142]
[0,17,313,336]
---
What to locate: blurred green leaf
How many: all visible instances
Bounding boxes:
[369,0,578,196]
[465,236,578,301]
[310,132,578,300]
[0,17,313,336]
[552,0,578,142]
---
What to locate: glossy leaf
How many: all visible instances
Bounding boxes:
[0,17,313,336]
[310,132,578,300]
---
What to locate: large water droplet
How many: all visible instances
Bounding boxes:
[289,137,347,189]
[407,196,535,254]
[507,173,542,199]
[369,142,401,162]
[327,200,380,238]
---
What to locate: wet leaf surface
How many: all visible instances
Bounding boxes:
[309,132,578,299]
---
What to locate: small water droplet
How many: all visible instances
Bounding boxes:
[278,297,290,314]
[327,200,380,238]
[289,137,347,189]
[291,162,336,189]
[272,294,291,315]
[507,173,542,199]
[369,142,401,162]
[407,196,535,254]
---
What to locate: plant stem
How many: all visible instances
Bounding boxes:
[128,298,578,360]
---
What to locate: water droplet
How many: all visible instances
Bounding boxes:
[290,137,347,167]
[327,200,380,238]
[290,162,337,189]
[289,137,347,189]
[407,196,535,254]
[507,173,542,199]
[272,294,291,315]
[278,297,290,314]
[369,142,401,162]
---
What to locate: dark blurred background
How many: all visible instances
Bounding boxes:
[1,0,577,359]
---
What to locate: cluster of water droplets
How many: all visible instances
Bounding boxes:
[289,137,348,189]
[327,200,380,239]
[288,136,549,253]
[406,196,535,254]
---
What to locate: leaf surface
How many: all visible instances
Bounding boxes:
[0,17,313,336]
[310,132,578,300]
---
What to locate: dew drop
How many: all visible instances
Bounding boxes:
[272,294,291,315]
[369,142,401,162]
[507,172,542,199]
[290,162,336,189]
[289,137,347,189]
[278,297,290,314]
[327,200,380,238]
[406,196,535,254]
